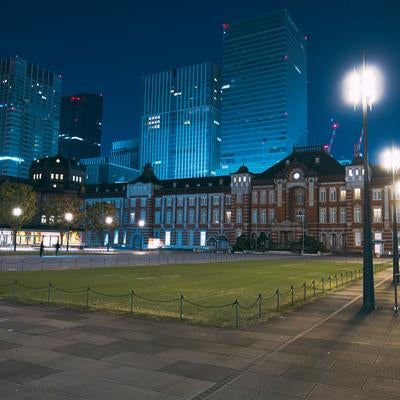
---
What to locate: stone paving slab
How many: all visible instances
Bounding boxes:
[0,268,399,399]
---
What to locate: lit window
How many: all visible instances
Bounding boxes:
[340,189,346,201]
[165,231,171,246]
[354,188,361,200]
[355,232,362,247]
[130,212,135,224]
[60,174,63,180]
[213,209,219,224]
[373,207,382,223]
[319,208,327,223]
[354,206,362,223]
[200,231,206,247]
[236,208,242,224]
[319,189,326,202]
[50,173,54,179]
[225,211,232,224]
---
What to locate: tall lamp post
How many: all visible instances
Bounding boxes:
[138,219,145,250]
[381,146,400,286]
[105,216,113,252]
[12,207,22,252]
[65,212,73,252]
[343,60,383,312]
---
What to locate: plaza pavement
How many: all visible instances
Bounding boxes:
[0,268,398,399]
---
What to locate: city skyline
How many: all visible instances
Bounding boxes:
[1,0,399,165]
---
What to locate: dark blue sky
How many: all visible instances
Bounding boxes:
[1,0,398,163]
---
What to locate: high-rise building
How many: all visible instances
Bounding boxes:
[59,93,103,159]
[110,138,139,169]
[140,62,221,180]
[0,56,62,178]
[220,9,307,173]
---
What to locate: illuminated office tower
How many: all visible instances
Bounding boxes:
[0,56,61,178]
[220,9,307,173]
[59,93,103,159]
[140,62,221,179]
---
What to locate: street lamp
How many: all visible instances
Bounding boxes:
[12,207,22,252]
[105,216,113,252]
[65,212,73,252]
[343,60,383,312]
[138,219,145,250]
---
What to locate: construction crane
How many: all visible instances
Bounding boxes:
[323,120,339,155]
[353,127,363,158]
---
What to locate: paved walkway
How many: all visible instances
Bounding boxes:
[0,269,398,399]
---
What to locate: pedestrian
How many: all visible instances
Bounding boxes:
[55,240,60,256]
[39,240,44,257]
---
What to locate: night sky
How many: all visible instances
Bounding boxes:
[1,0,399,164]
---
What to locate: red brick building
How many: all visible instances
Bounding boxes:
[116,145,396,254]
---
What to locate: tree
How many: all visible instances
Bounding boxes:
[83,202,118,247]
[40,195,83,246]
[257,232,271,250]
[290,235,327,254]
[0,181,37,250]
[232,234,251,252]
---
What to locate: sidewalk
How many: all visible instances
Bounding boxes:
[0,268,398,399]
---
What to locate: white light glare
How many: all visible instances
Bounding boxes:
[105,216,113,225]
[12,207,22,217]
[343,64,383,108]
[381,147,400,173]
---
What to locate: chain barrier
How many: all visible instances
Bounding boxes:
[0,263,391,328]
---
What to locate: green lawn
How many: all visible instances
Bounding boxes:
[0,258,389,327]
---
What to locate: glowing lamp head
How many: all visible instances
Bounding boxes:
[65,212,73,222]
[343,64,383,108]
[138,220,145,227]
[12,207,22,217]
[105,216,113,225]
[332,123,338,130]
[381,147,400,173]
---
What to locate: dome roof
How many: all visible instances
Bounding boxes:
[32,155,84,171]
[232,165,250,174]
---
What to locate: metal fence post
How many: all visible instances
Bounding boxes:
[322,278,325,293]
[290,286,294,306]
[346,271,349,284]
[21,260,24,272]
[335,274,338,287]
[276,289,280,312]
[86,286,90,309]
[179,294,184,321]
[329,275,332,290]
[130,290,134,316]
[312,280,316,296]
[13,280,16,300]
[258,293,263,319]
[303,282,307,301]
[341,273,344,286]
[47,283,52,305]
[0,259,3,272]
[235,299,240,328]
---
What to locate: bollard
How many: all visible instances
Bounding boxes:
[335,274,338,287]
[303,282,307,301]
[341,273,344,286]
[346,271,349,284]
[350,271,353,281]
[130,290,134,316]
[290,286,294,306]
[86,287,90,309]
[235,299,240,328]
[276,289,280,312]
[329,275,332,290]
[312,280,316,296]
[179,294,184,321]
[258,293,263,319]
[47,283,52,305]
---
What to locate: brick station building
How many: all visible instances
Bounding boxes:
[108,145,395,254]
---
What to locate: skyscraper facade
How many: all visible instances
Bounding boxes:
[59,93,103,159]
[0,56,61,178]
[140,62,221,180]
[111,138,139,169]
[220,9,307,173]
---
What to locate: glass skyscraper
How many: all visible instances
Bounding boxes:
[220,9,307,173]
[0,56,61,178]
[59,93,103,159]
[140,62,221,180]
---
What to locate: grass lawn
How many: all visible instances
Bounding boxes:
[0,258,389,327]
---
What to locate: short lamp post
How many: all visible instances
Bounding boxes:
[138,219,145,250]
[12,207,22,252]
[343,59,383,312]
[105,216,113,252]
[64,212,73,252]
